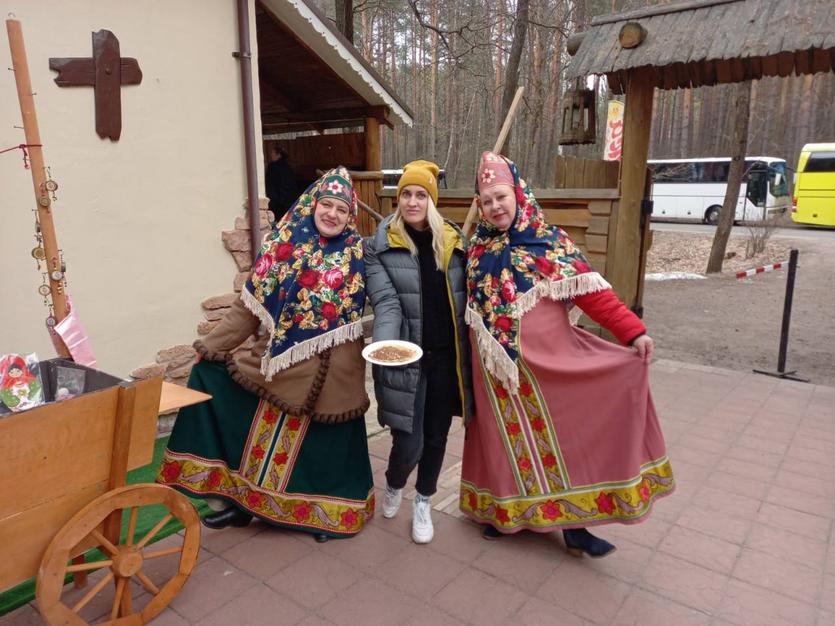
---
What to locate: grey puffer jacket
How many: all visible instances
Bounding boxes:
[365,214,474,433]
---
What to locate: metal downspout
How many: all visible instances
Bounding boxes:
[235,0,261,262]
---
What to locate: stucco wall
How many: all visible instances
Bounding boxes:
[0,1,263,376]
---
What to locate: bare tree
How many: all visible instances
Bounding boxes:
[706,81,752,274]
[499,0,530,142]
[335,0,354,43]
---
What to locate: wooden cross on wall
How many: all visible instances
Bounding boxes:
[49,30,142,141]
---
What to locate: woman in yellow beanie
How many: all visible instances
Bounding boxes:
[365,159,474,544]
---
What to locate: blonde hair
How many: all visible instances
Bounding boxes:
[393,197,446,271]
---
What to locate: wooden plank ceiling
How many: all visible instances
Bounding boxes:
[256,2,382,133]
[566,0,835,93]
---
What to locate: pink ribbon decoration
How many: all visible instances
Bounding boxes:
[53,298,97,367]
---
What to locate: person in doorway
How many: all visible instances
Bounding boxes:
[460,152,675,557]
[365,159,474,544]
[157,167,373,542]
[265,144,297,222]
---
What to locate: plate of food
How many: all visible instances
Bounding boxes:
[362,340,423,366]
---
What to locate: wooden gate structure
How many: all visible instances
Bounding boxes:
[565,0,835,309]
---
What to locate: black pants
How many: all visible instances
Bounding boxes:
[385,349,461,497]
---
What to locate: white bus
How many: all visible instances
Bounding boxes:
[648,157,791,224]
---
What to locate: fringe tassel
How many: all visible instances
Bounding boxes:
[465,272,611,392]
[513,272,610,318]
[466,307,521,391]
[240,288,276,336]
[261,320,364,381]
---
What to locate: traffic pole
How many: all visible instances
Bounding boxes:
[754,248,808,382]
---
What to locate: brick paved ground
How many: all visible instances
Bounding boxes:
[4,359,835,625]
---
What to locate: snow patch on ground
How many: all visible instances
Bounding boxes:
[645,272,706,281]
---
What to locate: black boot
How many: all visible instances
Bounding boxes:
[562,528,617,558]
[202,506,253,530]
[482,524,504,540]
[315,533,330,543]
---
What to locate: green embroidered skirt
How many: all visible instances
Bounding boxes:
[156,361,374,537]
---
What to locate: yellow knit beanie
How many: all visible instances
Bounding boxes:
[396,159,440,205]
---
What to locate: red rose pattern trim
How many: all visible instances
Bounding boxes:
[321,301,338,321]
[340,509,359,528]
[459,456,674,531]
[540,500,562,520]
[293,503,313,522]
[160,461,181,482]
[158,421,374,536]
[297,269,320,289]
[274,242,294,262]
[207,469,223,488]
[487,372,540,496]
[595,492,616,515]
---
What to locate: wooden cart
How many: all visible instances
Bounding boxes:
[0,374,207,625]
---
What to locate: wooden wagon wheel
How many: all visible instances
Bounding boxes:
[36,484,200,625]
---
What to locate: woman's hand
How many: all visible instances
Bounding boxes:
[632,335,654,363]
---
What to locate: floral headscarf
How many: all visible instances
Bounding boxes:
[465,155,610,391]
[241,166,365,380]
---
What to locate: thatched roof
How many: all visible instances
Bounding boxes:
[566,0,835,94]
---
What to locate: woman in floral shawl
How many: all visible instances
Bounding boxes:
[157,167,373,542]
[460,152,674,557]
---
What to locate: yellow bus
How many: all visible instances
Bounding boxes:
[792,143,835,227]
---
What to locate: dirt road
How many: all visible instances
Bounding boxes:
[642,230,835,387]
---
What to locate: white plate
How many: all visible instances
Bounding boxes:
[362,340,423,366]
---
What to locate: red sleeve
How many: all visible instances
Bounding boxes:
[572,289,646,345]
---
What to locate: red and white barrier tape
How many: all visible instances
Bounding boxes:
[735,261,786,279]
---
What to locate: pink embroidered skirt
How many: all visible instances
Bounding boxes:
[460,299,674,532]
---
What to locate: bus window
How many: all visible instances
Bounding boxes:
[696,161,729,182]
[746,171,766,207]
[804,151,835,173]
[651,162,695,182]
[768,161,789,197]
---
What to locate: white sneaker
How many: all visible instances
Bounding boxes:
[382,485,402,518]
[412,497,434,544]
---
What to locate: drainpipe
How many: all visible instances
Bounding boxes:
[235,0,262,263]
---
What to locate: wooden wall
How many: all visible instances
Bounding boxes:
[266,133,366,190]
[554,155,620,189]
[350,170,383,236]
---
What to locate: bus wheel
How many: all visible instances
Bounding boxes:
[705,206,721,225]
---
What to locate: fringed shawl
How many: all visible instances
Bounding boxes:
[466,156,610,391]
[242,167,365,381]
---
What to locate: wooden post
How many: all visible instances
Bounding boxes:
[364,116,381,171]
[105,383,137,616]
[6,20,70,354]
[609,69,654,309]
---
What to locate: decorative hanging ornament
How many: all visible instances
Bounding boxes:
[31,246,45,261]
[43,167,58,201]
[558,78,597,145]
[38,284,51,297]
